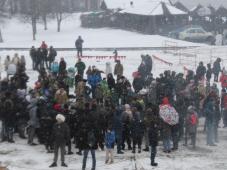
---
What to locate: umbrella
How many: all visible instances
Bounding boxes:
[159,105,179,125]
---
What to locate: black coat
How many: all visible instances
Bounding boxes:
[59,60,66,73]
[75,38,84,49]
[145,107,160,147]
[51,122,70,144]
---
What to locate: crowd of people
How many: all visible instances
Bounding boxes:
[0,46,227,169]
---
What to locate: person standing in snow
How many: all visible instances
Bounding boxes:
[105,62,112,77]
[114,60,123,77]
[75,58,86,78]
[49,114,70,168]
[27,98,39,145]
[30,46,36,70]
[47,46,57,70]
[75,36,84,57]
[213,58,221,82]
[184,106,198,148]
[105,125,115,164]
[4,55,11,71]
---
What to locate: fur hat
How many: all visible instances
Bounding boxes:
[56,114,65,123]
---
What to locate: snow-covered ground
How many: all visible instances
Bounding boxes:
[0,118,227,170]
[0,13,203,48]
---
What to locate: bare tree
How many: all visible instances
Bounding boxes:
[39,0,52,30]
[28,0,39,40]
[55,0,64,32]
[0,0,8,43]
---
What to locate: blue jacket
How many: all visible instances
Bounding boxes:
[88,74,101,87]
[105,130,115,149]
[51,62,59,73]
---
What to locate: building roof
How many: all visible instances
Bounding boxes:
[117,0,186,16]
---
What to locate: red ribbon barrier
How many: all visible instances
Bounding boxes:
[79,56,126,59]
[152,55,173,66]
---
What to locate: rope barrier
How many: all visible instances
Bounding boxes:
[152,55,173,66]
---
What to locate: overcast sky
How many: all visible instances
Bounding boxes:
[171,0,227,9]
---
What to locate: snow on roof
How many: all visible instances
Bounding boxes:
[105,0,171,10]
[118,0,186,16]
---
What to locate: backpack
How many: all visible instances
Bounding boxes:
[190,113,197,125]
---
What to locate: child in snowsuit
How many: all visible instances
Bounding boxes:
[185,106,198,148]
[105,126,115,164]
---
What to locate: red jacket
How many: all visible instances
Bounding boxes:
[41,42,48,49]
[220,73,227,88]
[222,95,227,109]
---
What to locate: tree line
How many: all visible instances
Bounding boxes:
[0,0,99,41]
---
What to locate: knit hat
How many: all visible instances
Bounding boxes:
[125,104,130,110]
[56,114,65,123]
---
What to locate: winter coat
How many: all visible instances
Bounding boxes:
[12,56,20,66]
[144,105,160,146]
[113,108,123,134]
[27,100,40,128]
[48,48,57,62]
[219,73,227,88]
[52,122,70,144]
[75,81,85,97]
[105,130,115,149]
[7,63,17,75]
[75,61,86,75]
[100,80,111,98]
[59,60,66,73]
[213,60,221,75]
[206,67,212,80]
[114,63,123,76]
[88,74,101,88]
[95,85,103,99]
[133,77,143,93]
[186,109,198,134]
[107,74,115,90]
[2,98,15,126]
[131,112,143,138]
[4,58,11,71]
[80,128,98,150]
[204,101,216,124]
[196,65,206,78]
[51,62,59,73]
[54,89,68,105]
[75,38,84,49]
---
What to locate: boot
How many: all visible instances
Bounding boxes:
[143,147,149,152]
[61,162,68,167]
[117,150,124,154]
[49,162,57,167]
[76,151,82,155]
[68,151,74,155]
[151,162,158,166]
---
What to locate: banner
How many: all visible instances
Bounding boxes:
[79,56,126,60]
[152,55,173,66]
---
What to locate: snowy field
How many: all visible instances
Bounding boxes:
[0,13,203,48]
